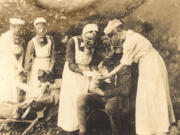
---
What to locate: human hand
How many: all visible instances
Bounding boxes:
[82,71,93,77]
[89,78,104,96]
[96,74,110,80]
[92,88,105,96]
[91,70,102,79]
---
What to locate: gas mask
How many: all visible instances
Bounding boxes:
[83,30,97,49]
[35,23,48,43]
[13,35,23,45]
[110,32,123,54]
[84,39,95,49]
[11,25,24,45]
[101,33,123,59]
[101,35,115,59]
[61,33,68,45]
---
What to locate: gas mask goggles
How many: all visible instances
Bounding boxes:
[34,18,48,43]
[11,25,24,45]
[35,24,48,43]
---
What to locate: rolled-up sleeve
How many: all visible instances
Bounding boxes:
[24,40,35,72]
[49,36,56,71]
[66,38,83,75]
[120,37,137,66]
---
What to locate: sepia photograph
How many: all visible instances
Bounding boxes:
[0,0,179,135]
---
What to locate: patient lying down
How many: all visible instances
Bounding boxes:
[0,70,60,119]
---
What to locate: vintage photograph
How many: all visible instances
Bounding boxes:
[0,0,179,135]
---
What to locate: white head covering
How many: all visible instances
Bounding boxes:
[104,19,122,35]
[34,17,46,26]
[82,24,98,34]
[9,18,25,25]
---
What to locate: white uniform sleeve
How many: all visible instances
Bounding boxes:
[120,36,137,65]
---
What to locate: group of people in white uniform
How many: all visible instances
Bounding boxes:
[0,17,176,135]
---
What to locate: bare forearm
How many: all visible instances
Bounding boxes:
[101,64,125,79]
[35,96,54,104]
[24,40,35,72]
[49,40,56,71]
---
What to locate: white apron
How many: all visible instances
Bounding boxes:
[26,36,52,99]
[0,55,19,102]
[58,36,93,131]
[136,49,175,134]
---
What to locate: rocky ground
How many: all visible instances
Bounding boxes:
[0,116,63,135]
[0,0,180,134]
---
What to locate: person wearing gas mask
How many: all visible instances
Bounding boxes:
[99,19,175,135]
[0,18,26,103]
[57,23,99,134]
[24,17,56,99]
[76,22,133,135]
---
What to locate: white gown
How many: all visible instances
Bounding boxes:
[120,30,175,134]
[0,31,24,103]
[58,36,93,131]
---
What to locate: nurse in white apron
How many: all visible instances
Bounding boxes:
[58,24,98,132]
[0,18,25,103]
[101,19,175,135]
[24,17,55,99]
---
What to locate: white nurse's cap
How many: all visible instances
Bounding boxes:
[9,18,25,25]
[104,19,122,35]
[34,17,46,26]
